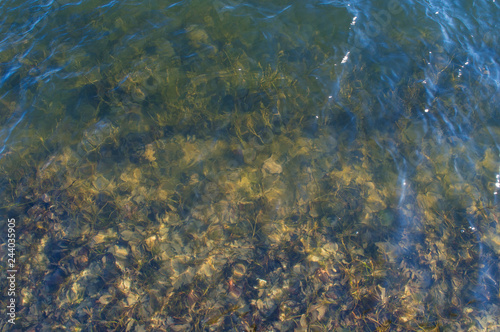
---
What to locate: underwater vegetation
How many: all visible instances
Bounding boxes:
[0,0,499,331]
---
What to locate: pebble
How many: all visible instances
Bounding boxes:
[262,157,282,174]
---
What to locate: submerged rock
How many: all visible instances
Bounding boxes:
[78,119,117,155]
[262,157,282,174]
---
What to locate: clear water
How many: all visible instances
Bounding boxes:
[0,0,499,330]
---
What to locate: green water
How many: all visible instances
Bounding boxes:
[0,0,499,330]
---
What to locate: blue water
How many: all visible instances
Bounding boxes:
[0,0,499,330]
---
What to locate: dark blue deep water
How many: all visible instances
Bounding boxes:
[0,0,499,330]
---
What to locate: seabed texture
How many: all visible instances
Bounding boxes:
[0,0,499,331]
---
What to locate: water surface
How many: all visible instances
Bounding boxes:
[0,0,499,330]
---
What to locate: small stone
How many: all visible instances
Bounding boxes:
[232,263,247,279]
[41,193,50,203]
[109,245,129,260]
[145,235,158,250]
[98,294,113,305]
[262,157,282,174]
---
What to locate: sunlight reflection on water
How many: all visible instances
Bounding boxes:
[0,0,499,330]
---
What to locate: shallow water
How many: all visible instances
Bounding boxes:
[0,0,499,330]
